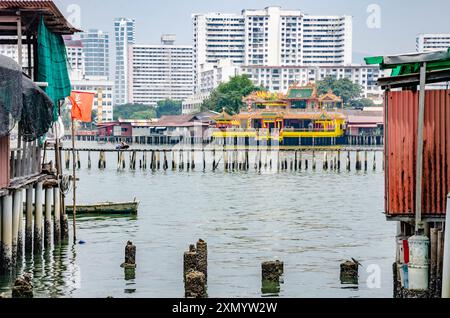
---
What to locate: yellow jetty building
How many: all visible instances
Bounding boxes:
[212,83,347,146]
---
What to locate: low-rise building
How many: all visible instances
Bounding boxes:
[199,59,240,93]
[182,92,210,114]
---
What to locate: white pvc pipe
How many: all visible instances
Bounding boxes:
[442,194,450,298]
[12,190,21,263]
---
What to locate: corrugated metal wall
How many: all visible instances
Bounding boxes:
[0,135,10,189]
[386,90,450,217]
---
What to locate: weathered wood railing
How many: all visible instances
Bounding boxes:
[10,137,41,180]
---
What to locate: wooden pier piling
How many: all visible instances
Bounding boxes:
[98,151,106,169]
[163,151,168,171]
[364,151,368,171]
[312,151,316,170]
[157,151,161,170]
[87,151,91,169]
[337,150,341,171]
[262,261,284,282]
[53,188,61,244]
[34,182,43,254]
[347,151,351,171]
[120,241,137,269]
[44,187,52,248]
[65,151,70,170]
[185,270,206,298]
[76,151,81,170]
[196,239,208,283]
[340,260,359,285]
[25,188,33,253]
[172,151,176,170]
[183,244,198,281]
[373,151,377,171]
[12,191,22,265]
[356,151,362,171]
[183,244,206,298]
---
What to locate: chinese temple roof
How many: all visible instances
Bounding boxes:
[214,110,234,122]
[286,83,318,100]
[318,90,343,103]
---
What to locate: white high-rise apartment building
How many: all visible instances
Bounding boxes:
[129,35,194,106]
[416,34,450,52]
[243,7,304,66]
[243,7,352,66]
[192,13,245,90]
[114,18,135,105]
[302,15,352,65]
[193,7,353,91]
[81,29,110,79]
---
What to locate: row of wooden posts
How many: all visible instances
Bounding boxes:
[63,149,384,173]
[0,182,69,273]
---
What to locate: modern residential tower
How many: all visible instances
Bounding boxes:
[114,17,136,105]
[192,6,353,92]
[192,12,246,90]
[81,29,110,79]
[128,35,194,106]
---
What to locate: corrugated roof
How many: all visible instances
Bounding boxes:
[0,0,81,34]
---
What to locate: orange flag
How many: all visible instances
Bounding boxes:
[69,91,95,123]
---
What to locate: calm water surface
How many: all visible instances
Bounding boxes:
[0,147,396,298]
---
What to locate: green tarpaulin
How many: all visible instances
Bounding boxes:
[37,17,71,122]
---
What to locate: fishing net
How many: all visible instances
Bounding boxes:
[37,16,72,122]
[0,54,23,137]
[20,76,54,142]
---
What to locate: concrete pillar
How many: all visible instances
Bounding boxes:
[34,182,43,254]
[1,194,13,272]
[12,190,22,265]
[44,188,52,248]
[53,188,61,244]
[17,190,24,259]
[25,187,33,253]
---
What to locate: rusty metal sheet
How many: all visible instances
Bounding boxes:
[386,90,450,217]
[0,135,10,189]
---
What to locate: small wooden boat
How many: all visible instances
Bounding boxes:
[66,200,139,215]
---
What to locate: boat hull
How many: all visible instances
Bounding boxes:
[65,202,139,215]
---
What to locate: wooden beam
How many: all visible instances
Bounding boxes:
[378,69,450,89]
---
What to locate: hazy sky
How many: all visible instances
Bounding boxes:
[54,0,450,62]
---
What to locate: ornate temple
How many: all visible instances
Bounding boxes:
[212,83,347,145]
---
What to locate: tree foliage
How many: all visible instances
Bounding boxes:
[202,75,264,114]
[349,98,376,109]
[156,99,182,118]
[113,103,156,120]
[316,76,363,106]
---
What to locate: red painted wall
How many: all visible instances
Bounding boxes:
[0,135,10,189]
